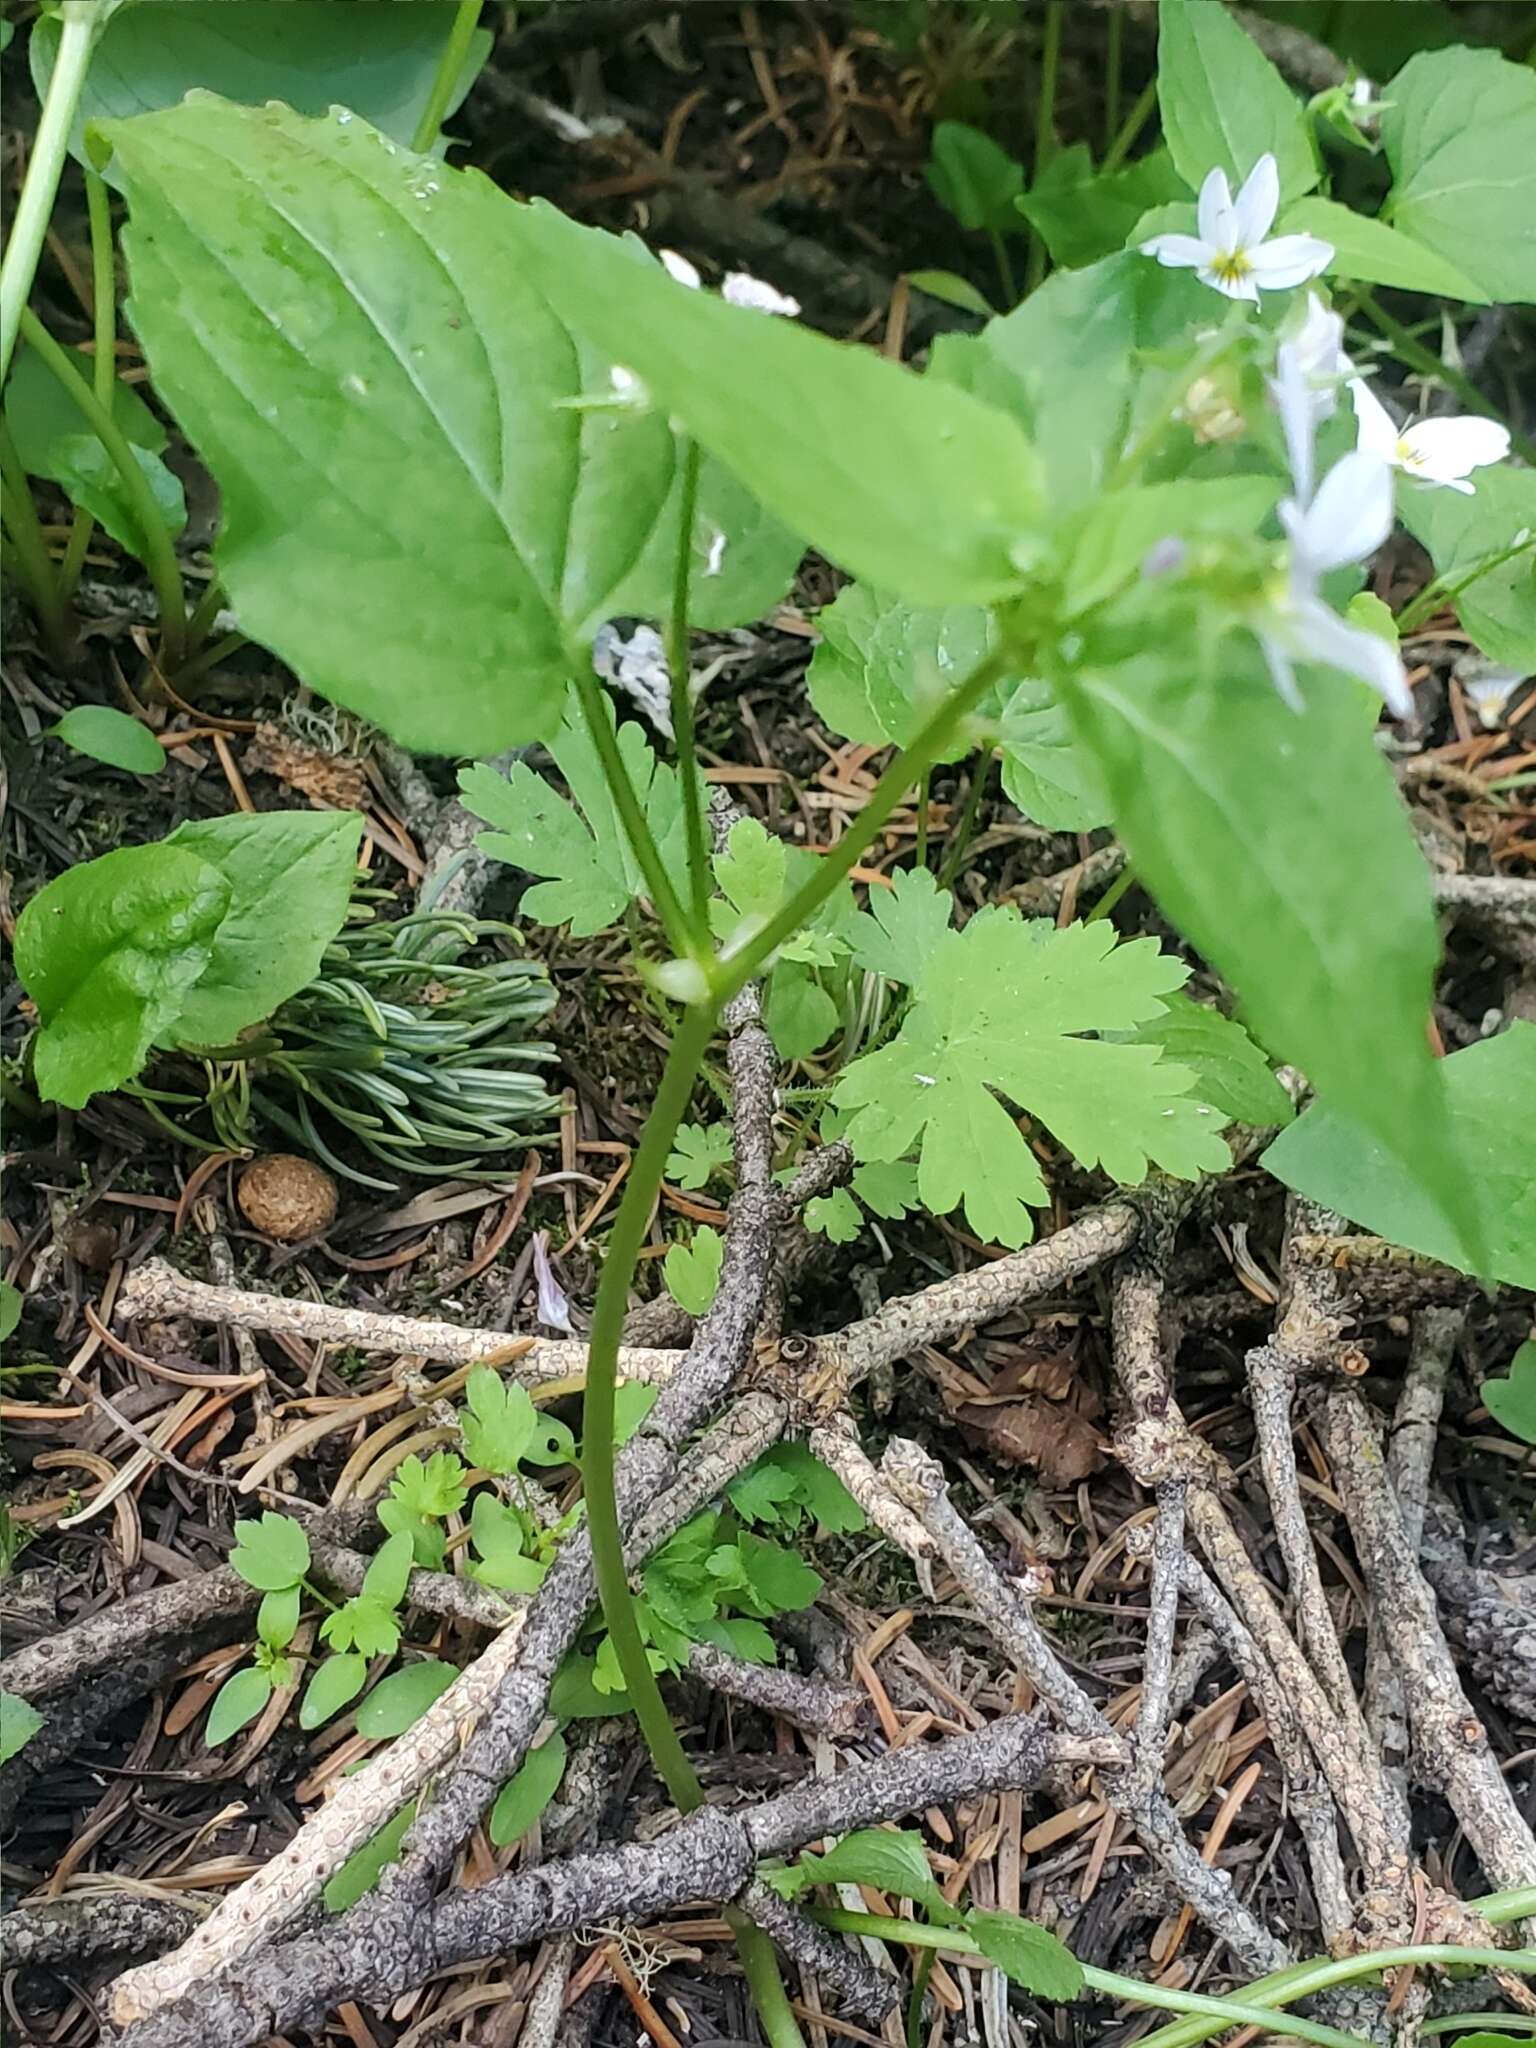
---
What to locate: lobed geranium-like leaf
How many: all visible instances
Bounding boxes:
[834,899,1228,1248]
[229,1512,311,1592]
[463,706,692,938]
[667,1122,734,1191]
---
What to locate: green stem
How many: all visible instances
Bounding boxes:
[1103,9,1123,153]
[906,1945,934,2048]
[184,575,229,648]
[19,307,186,664]
[712,645,1013,1004]
[1024,1,1063,294]
[59,165,116,600]
[572,662,695,960]
[410,0,483,154]
[914,769,931,871]
[0,423,71,658]
[0,4,102,382]
[1354,288,1536,466]
[667,437,710,934]
[1421,2019,1536,2039]
[1101,74,1158,174]
[936,745,995,890]
[988,229,1018,308]
[581,999,719,1809]
[808,1912,1365,2048]
[1395,530,1536,636]
[1084,863,1135,923]
[172,629,249,691]
[577,999,809,2048]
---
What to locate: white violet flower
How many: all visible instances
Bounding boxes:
[1350,376,1510,495]
[1255,357,1411,717]
[1269,296,1349,503]
[660,247,799,317]
[1142,153,1333,302]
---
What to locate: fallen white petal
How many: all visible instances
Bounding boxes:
[722,271,801,317]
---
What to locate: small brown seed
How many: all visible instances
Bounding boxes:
[237,1154,338,1242]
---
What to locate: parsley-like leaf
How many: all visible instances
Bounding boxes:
[461,1366,536,1476]
[667,1121,734,1190]
[846,866,955,986]
[386,1450,469,1521]
[462,704,694,937]
[321,1597,400,1659]
[229,1512,311,1592]
[833,905,1230,1248]
[664,1225,724,1316]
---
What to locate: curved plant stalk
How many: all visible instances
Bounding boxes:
[0,2,110,382]
[58,164,116,598]
[814,1909,1536,2048]
[0,419,70,658]
[572,660,696,958]
[409,0,484,155]
[667,437,710,929]
[18,307,187,664]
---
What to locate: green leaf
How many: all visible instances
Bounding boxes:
[806,1830,952,1916]
[1263,1024,1536,1289]
[1482,1341,1536,1449]
[1156,0,1318,202]
[469,1491,548,1593]
[103,100,694,755]
[1279,196,1489,303]
[49,707,166,776]
[735,1532,822,1614]
[846,867,956,987]
[663,1225,724,1318]
[386,1450,468,1523]
[1383,49,1536,303]
[0,1280,22,1341]
[806,582,998,757]
[375,1503,444,1570]
[834,911,1227,1249]
[0,1690,45,1765]
[36,2,490,168]
[613,1382,660,1445]
[712,817,786,942]
[1015,143,1187,271]
[4,341,186,558]
[14,844,230,1108]
[702,1616,778,1663]
[319,1599,400,1659]
[1397,466,1536,676]
[323,1800,417,1913]
[162,810,361,1047]
[356,1659,458,1738]
[762,966,840,1063]
[932,254,1211,511]
[256,1586,300,1651]
[851,1160,919,1226]
[362,1530,415,1611]
[1061,478,1281,620]
[488,1729,568,1846]
[730,1442,865,1535]
[907,269,995,317]
[667,1122,734,1191]
[804,1187,863,1244]
[229,1512,311,1592]
[608,449,803,634]
[926,121,1025,235]
[505,197,1046,607]
[967,1909,1084,2001]
[206,1664,273,1745]
[997,679,1111,831]
[300,1651,369,1729]
[1125,992,1294,1129]
[461,1366,537,1475]
[463,705,691,937]
[1060,637,1478,1266]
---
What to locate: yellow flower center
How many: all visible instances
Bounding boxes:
[1395,437,1423,471]
[1210,248,1253,285]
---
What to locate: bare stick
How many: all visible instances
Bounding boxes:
[1128,1483,1186,1794]
[881,1436,1288,1973]
[687,1642,864,1737]
[116,1258,681,1385]
[1365,1308,1462,1782]
[1175,1552,1353,1945]
[114,1715,1097,2048]
[1318,1382,1536,1892]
